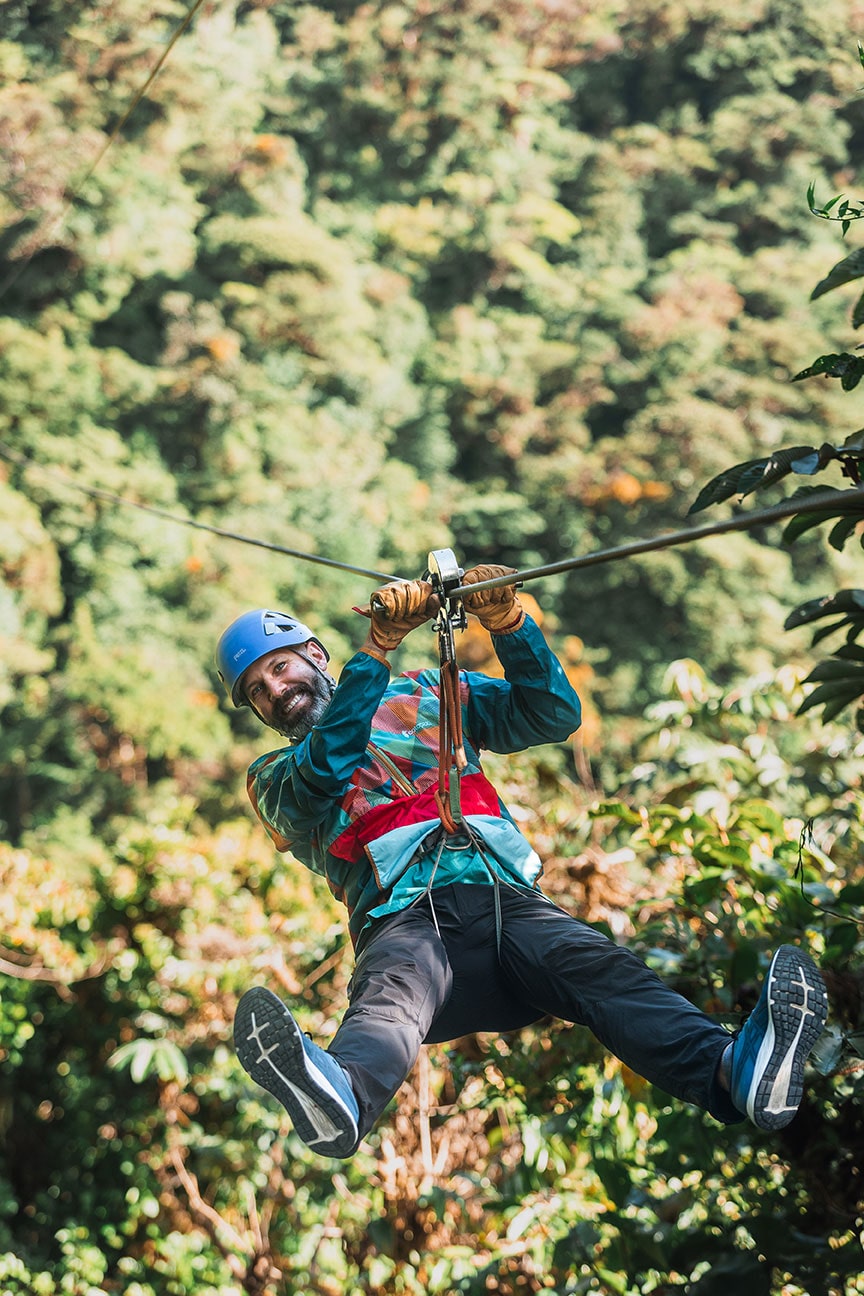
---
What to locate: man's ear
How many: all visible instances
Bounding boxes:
[304,640,329,670]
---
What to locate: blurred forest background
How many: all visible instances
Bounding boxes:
[1,0,863,1292]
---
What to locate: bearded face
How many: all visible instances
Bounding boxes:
[270,666,336,740]
[241,645,336,739]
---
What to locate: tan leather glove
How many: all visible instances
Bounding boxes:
[461,565,525,634]
[357,579,438,652]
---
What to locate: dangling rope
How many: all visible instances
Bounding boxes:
[420,550,469,831]
[796,820,864,929]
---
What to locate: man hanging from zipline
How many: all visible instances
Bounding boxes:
[216,561,828,1158]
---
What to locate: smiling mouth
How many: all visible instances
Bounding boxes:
[275,688,309,721]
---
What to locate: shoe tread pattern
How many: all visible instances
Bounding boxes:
[752,945,828,1131]
[233,986,358,1157]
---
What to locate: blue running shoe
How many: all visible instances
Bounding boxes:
[234,987,360,1158]
[730,945,827,1131]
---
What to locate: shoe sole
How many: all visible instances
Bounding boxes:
[234,987,359,1157]
[746,945,828,1131]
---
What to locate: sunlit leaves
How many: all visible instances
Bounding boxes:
[107,1037,189,1085]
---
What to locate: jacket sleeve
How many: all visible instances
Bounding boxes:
[464,615,581,753]
[247,652,392,849]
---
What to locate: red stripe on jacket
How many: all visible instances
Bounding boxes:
[328,770,502,862]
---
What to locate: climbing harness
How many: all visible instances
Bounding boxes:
[423,550,511,950]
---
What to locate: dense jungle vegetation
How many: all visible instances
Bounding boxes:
[1,1,863,1292]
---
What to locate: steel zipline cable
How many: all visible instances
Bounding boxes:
[449,484,864,597]
[4,440,864,595]
[0,443,401,583]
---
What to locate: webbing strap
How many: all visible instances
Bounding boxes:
[435,653,467,831]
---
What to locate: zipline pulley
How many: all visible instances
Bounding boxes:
[425,549,468,832]
[425,546,466,634]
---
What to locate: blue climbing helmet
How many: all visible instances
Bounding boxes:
[216,608,329,707]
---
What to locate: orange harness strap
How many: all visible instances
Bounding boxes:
[435,652,468,832]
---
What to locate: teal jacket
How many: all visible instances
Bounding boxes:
[247,616,581,944]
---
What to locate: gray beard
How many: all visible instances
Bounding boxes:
[273,672,336,741]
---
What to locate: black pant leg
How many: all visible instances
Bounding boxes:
[495,887,741,1123]
[329,904,453,1137]
[422,884,544,1042]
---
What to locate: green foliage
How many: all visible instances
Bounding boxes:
[687,53,864,731]
[794,351,864,389]
[5,0,863,728]
[5,670,862,1295]
[2,3,864,1294]
[808,183,864,237]
[689,178,864,736]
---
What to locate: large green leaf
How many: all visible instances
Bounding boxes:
[812,614,864,645]
[852,287,864,328]
[828,513,864,551]
[784,588,864,630]
[796,678,864,721]
[793,352,864,389]
[801,658,864,684]
[779,484,863,544]
[783,510,848,545]
[810,247,864,299]
[688,447,820,513]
